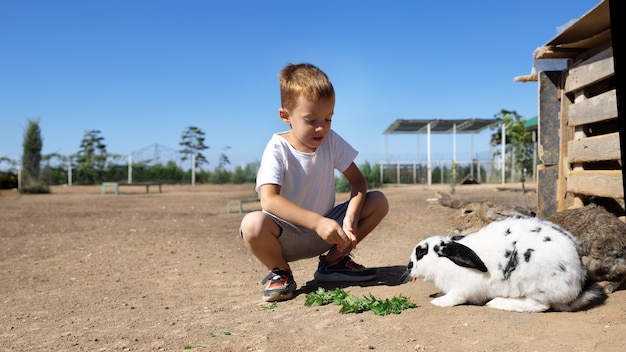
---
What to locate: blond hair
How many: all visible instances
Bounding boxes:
[279,63,335,111]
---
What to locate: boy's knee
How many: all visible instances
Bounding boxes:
[369,190,389,214]
[239,211,278,242]
[239,212,261,240]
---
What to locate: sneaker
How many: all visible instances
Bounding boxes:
[261,268,296,302]
[313,255,377,282]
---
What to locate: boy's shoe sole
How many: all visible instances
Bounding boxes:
[262,287,295,302]
[261,269,297,302]
[314,256,377,282]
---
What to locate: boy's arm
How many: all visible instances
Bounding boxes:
[340,162,367,248]
[259,183,354,251]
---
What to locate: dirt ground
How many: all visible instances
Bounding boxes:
[1,182,624,352]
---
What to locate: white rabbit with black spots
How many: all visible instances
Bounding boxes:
[407,216,607,312]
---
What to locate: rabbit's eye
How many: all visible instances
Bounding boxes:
[462,209,473,215]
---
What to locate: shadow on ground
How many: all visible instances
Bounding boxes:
[295,265,409,297]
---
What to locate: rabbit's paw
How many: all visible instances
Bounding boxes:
[430,293,466,307]
[486,297,549,312]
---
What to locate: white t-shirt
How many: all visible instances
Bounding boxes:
[255,129,358,215]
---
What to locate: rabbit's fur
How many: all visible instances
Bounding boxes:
[440,192,626,294]
[407,217,607,312]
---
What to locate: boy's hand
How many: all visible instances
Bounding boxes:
[315,217,355,252]
[341,215,358,252]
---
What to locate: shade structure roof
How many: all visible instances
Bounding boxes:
[383,118,501,135]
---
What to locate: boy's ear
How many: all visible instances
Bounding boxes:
[278,108,290,124]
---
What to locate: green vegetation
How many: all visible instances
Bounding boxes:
[1,108,534,189]
[260,302,278,310]
[184,344,208,350]
[490,109,534,182]
[335,161,383,192]
[71,130,120,185]
[20,119,48,193]
[304,287,418,315]
[179,126,210,169]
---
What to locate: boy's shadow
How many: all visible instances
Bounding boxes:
[295,265,409,296]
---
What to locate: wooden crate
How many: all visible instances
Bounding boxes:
[563,45,621,209]
[525,0,623,216]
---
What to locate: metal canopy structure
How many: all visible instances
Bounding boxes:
[383,118,504,186]
[384,118,501,135]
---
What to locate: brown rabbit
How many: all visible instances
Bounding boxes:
[438,192,626,294]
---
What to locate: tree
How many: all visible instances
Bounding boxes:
[74,130,109,184]
[0,156,14,167]
[20,118,50,192]
[179,126,209,169]
[490,109,534,181]
[22,118,43,182]
[41,153,69,185]
[218,146,231,169]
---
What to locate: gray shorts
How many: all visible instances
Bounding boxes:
[266,201,348,262]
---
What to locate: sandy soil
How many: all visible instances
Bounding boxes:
[1,183,624,352]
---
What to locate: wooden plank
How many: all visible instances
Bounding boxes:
[568,89,618,126]
[537,164,559,217]
[567,170,624,198]
[564,47,614,93]
[609,0,626,208]
[538,71,562,166]
[559,73,575,211]
[567,132,621,162]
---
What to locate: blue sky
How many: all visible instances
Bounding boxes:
[0,0,602,170]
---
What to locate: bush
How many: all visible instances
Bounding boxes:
[21,183,49,194]
[0,172,18,189]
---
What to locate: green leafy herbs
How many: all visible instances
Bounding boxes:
[304,287,418,315]
[184,344,207,350]
[260,302,278,310]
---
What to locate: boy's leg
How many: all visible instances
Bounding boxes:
[239,211,290,272]
[352,190,389,242]
[314,190,389,282]
[325,190,389,260]
[240,211,296,302]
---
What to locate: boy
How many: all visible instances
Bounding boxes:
[239,63,389,302]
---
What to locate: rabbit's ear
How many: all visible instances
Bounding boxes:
[438,242,488,272]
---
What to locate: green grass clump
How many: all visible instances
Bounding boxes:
[304,287,417,315]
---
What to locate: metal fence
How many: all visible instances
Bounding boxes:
[379,157,536,186]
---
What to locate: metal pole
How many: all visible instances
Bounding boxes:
[128,155,132,184]
[191,154,196,186]
[453,123,457,182]
[67,162,72,187]
[501,123,506,184]
[396,160,400,185]
[453,123,457,163]
[470,132,475,177]
[427,123,432,187]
